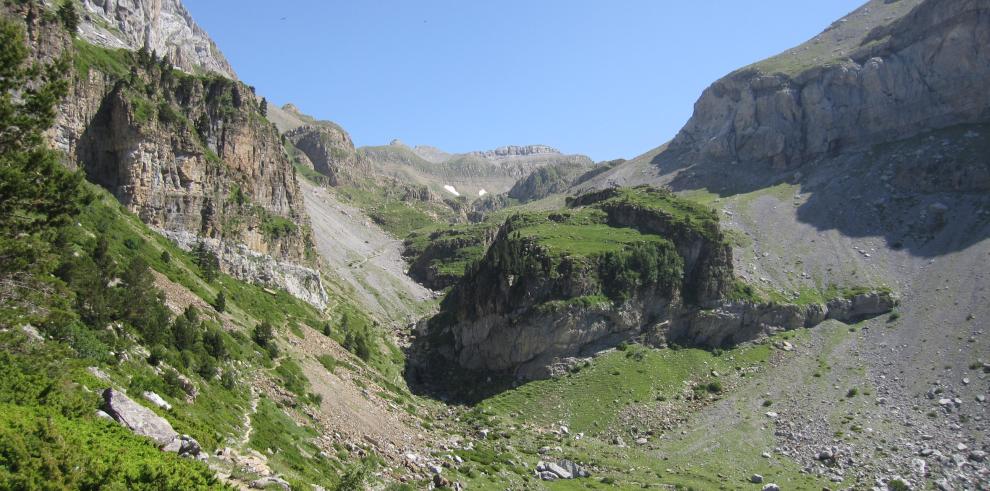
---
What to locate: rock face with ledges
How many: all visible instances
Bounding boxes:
[666,0,990,171]
[15,2,327,307]
[286,124,361,186]
[70,0,236,78]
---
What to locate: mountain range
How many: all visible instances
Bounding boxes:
[0,0,987,490]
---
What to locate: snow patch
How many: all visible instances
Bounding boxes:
[443,185,460,197]
[478,189,488,197]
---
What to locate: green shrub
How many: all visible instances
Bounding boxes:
[706,381,723,394]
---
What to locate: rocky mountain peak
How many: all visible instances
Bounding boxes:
[66,0,236,78]
[661,0,988,173]
[469,144,561,160]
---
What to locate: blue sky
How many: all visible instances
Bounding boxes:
[184,0,863,161]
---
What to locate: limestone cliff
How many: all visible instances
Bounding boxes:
[12,2,327,308]
[286,124,361,186]
[664,0,990,172]
[62,0,236,78]
[417,187,895,380]
[423,187,731,379]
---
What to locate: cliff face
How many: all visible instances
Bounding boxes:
[425,187,732,379]
[666,0,990,172]
[468,144,562,160]
[15,2,326,307]
[286,124,361,186]
[66,0,236,78]
[507,161,595,203]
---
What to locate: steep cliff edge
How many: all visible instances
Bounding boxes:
[660,0,989,175]
[60,0,236,78]
[12,2,326,307]
[285,124,361,186]
[414,187,895,382]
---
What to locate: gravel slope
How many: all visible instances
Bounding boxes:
[301,180,434,326]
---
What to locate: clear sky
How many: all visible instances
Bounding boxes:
[183,0,864,162]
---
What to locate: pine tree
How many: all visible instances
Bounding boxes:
[212,290,226,313]
[259,98,268,117]
[56,1,79,34]
[192,241,220,282]
[0,18,86,315]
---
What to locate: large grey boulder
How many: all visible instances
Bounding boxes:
[102,389,178,447]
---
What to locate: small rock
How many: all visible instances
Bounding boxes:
[250,476,290,490]
[762,484,780,491]
[432,474,451,488]
[143,391,172,411]
[969,450,987,462]
[751,474,764,483]
[19,324,44,341]
[546,461,572,479]
[765,412,778,419]
[635,437,648,445]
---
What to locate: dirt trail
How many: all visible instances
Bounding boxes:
[238,388,259,449]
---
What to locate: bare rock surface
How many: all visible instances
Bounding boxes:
[66,0,236,78]
[102,388,178,447]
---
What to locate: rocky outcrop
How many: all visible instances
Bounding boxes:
[13,3,326,307]
[286,124,361,186]
[469,144,562,160]
[67,0,236,78]
[102,388,177,446]
[508,162,594,203]
[665,0,990,172]
[424,187,728,379]
[671,291,897,348]
[418,187,896,380]
[412,145,452,164]
[404,223,500,291]
[102,388,203,458]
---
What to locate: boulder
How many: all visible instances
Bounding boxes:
[250,476,290,490]
[762,485,781,491]
[102,389,178,447]
[558,459,590,478]
[545,462,572,479]
[143,391,172,411]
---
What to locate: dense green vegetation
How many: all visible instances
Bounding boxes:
[0,14,406,488]
[403,221,499,288]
